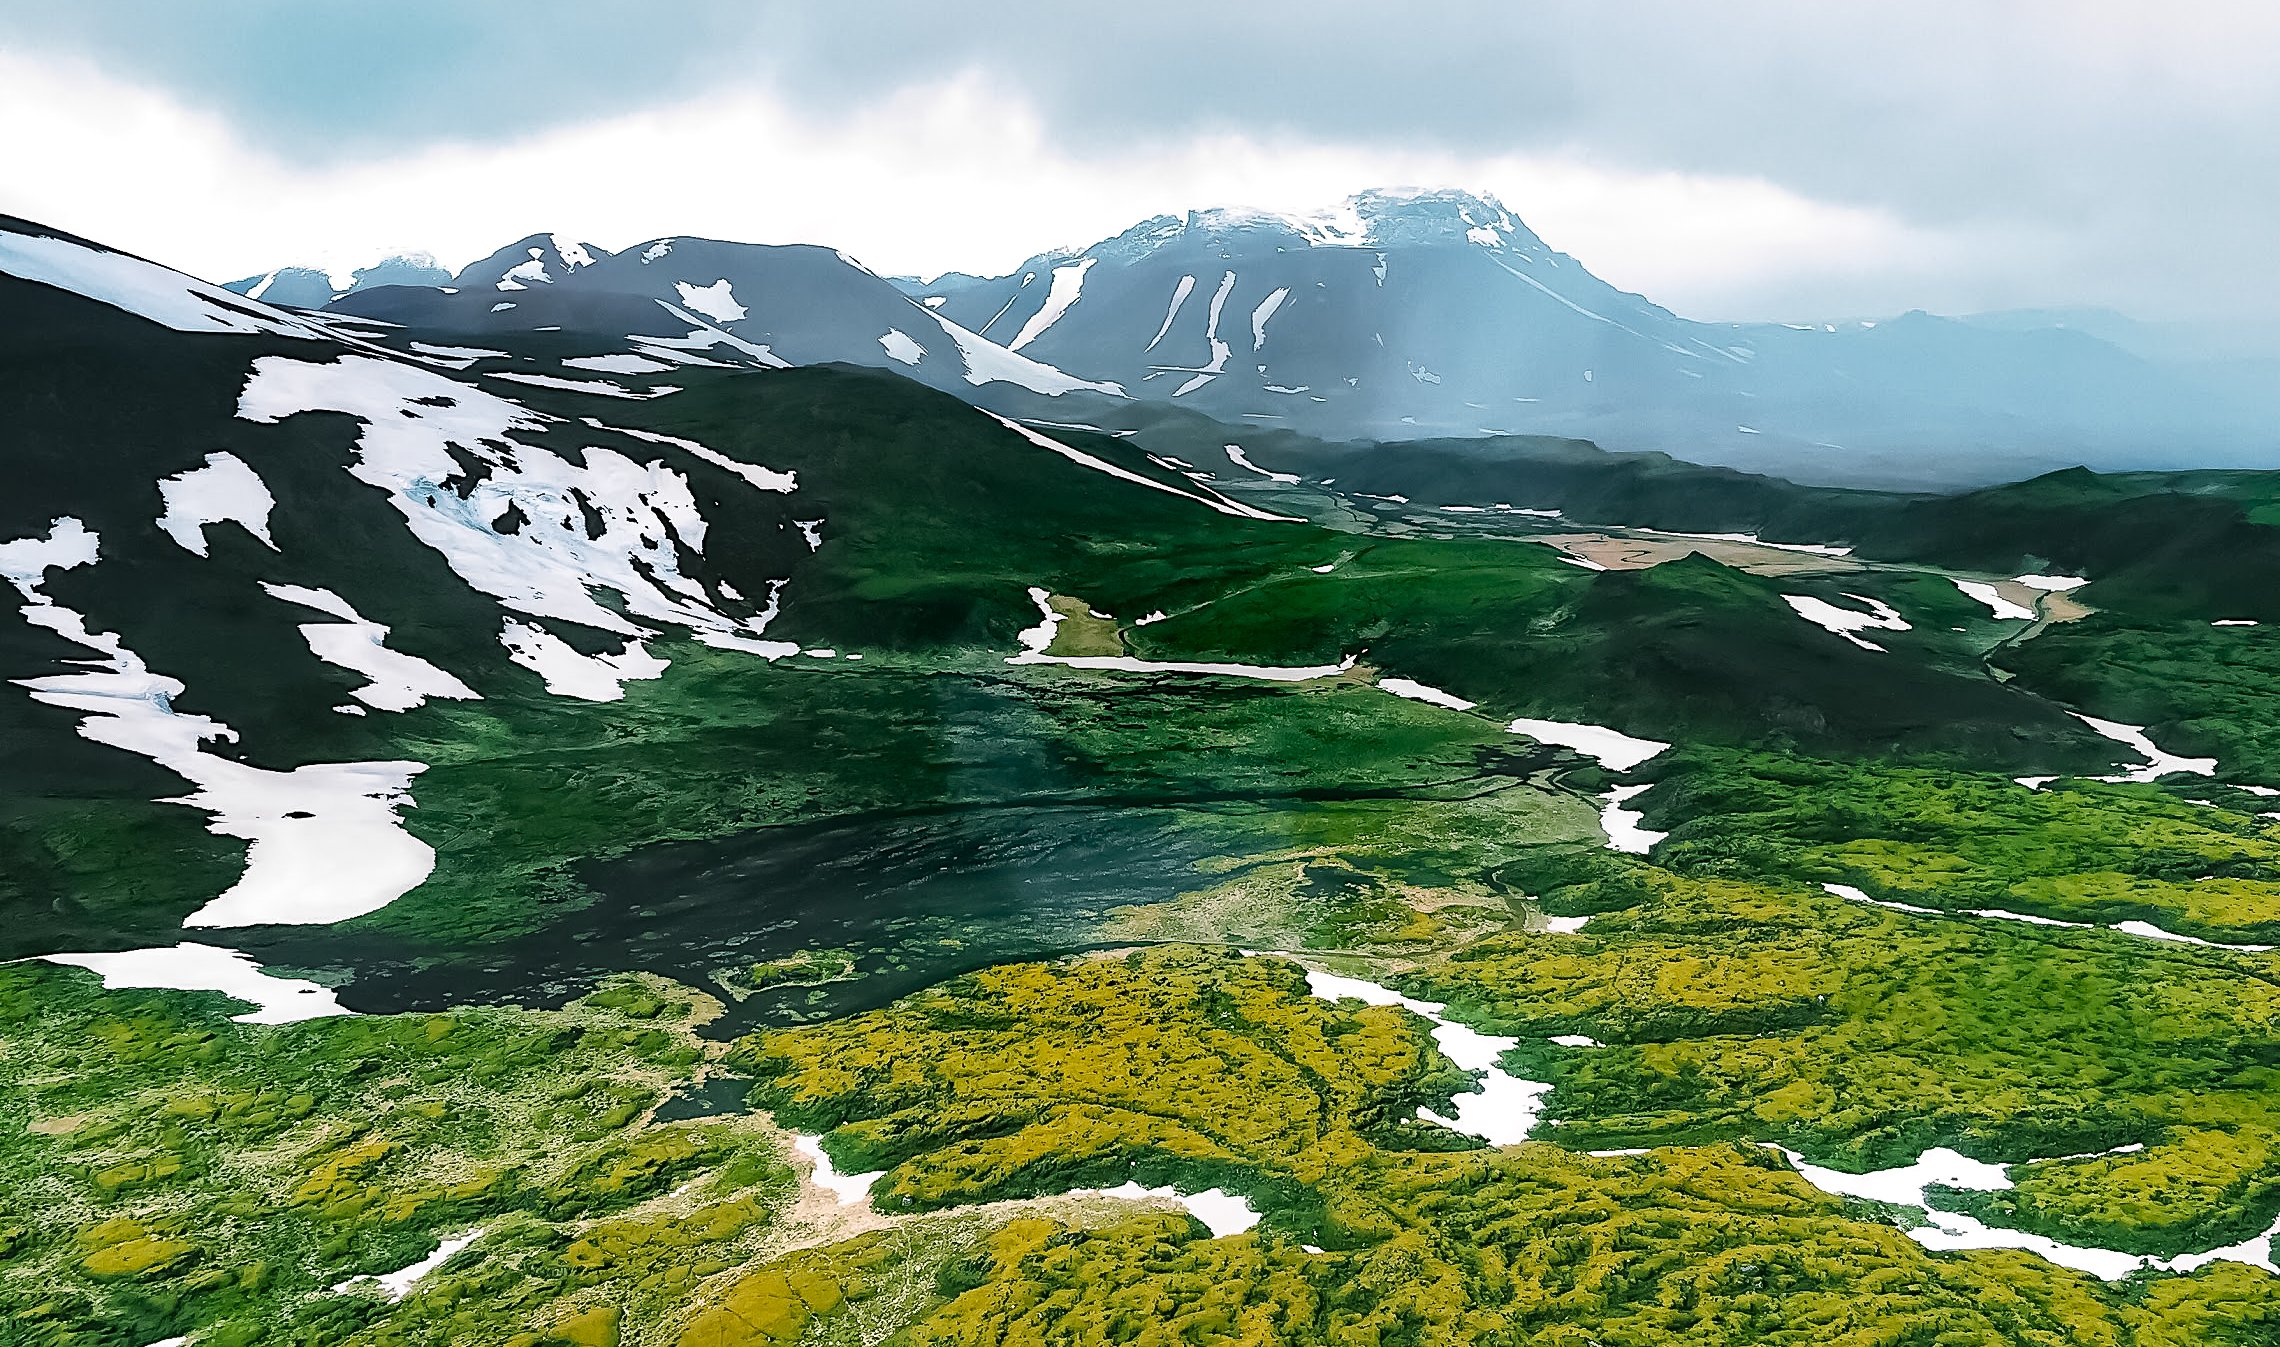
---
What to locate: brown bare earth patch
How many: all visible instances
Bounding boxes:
[1535,532,1861,577]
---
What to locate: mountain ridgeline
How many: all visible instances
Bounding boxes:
[227,189,2280,490]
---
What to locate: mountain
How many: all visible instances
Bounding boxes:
[450,232,609,291]
[903,188,2280,487]
[324,232,1124,405]
[223,252,454,308]
[208,188,2280,487]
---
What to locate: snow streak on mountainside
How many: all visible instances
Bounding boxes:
[1,225,334,341]
[905,189,2280,487]
[324,235,1124,406]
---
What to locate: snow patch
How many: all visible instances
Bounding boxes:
[564,354,676,376]
[674,279,748,323]
[0,228,322,340]
[1379,678,1476,711]
[264,584,479,713]
[794,1135,885,1205]
[44,942,351,1024]
[1249,286,1291,351]
[1639,529,1853,558]
[1145,275,1196,352]
[495,257,547,290]
[1954,580,2035,621]
[935,314,1125,397]
[7,519,436,929]
[644,302,790,367]
[551,236,596,270]
[1200,271,1237,373]
[1017,587,1064,654]
[500,620,668,702]
[155,452,277,557]
[409,342,509,362]
[2109,920,2275,953]
[1078,1182,1261,1238]
[1599,784,1666,854]
[878,328,925,365]
[1823,883,2271,951]
[578,416,797,494]
[331,1230,486,1300]
[987,415,1297,523]
[1223,444,1298,483]
[1505,719,1670,771]
[1779,1145,2280,1281]
[2074,714,2217,782]
[489,371,658,399]
[1783,593,1910,652]
[1012,650,1356,683]
[239,355,784,646]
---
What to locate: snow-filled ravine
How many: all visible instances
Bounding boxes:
[329,1229,487,1300]
[794,1132,1264,1237]
[1302,967,1552,1146]
[1504,716,1672,853]
[1778,1143,2279,1280]
[1824,884,2275,953]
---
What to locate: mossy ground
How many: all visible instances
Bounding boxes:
[733,946,2280,1345]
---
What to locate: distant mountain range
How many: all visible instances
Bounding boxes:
[211,189,2280,488]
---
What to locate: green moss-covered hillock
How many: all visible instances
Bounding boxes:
[0,965,801,1347]
[732,944,2280,1344]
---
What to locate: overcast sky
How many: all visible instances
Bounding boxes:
[3,1,2275,324]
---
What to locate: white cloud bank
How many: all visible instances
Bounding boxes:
[0,50,1963,319]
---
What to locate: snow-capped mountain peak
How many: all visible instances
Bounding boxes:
[223,252,454,309]
[1080,189,1544,265]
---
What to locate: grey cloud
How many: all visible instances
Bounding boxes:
[6,0,2275,324]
